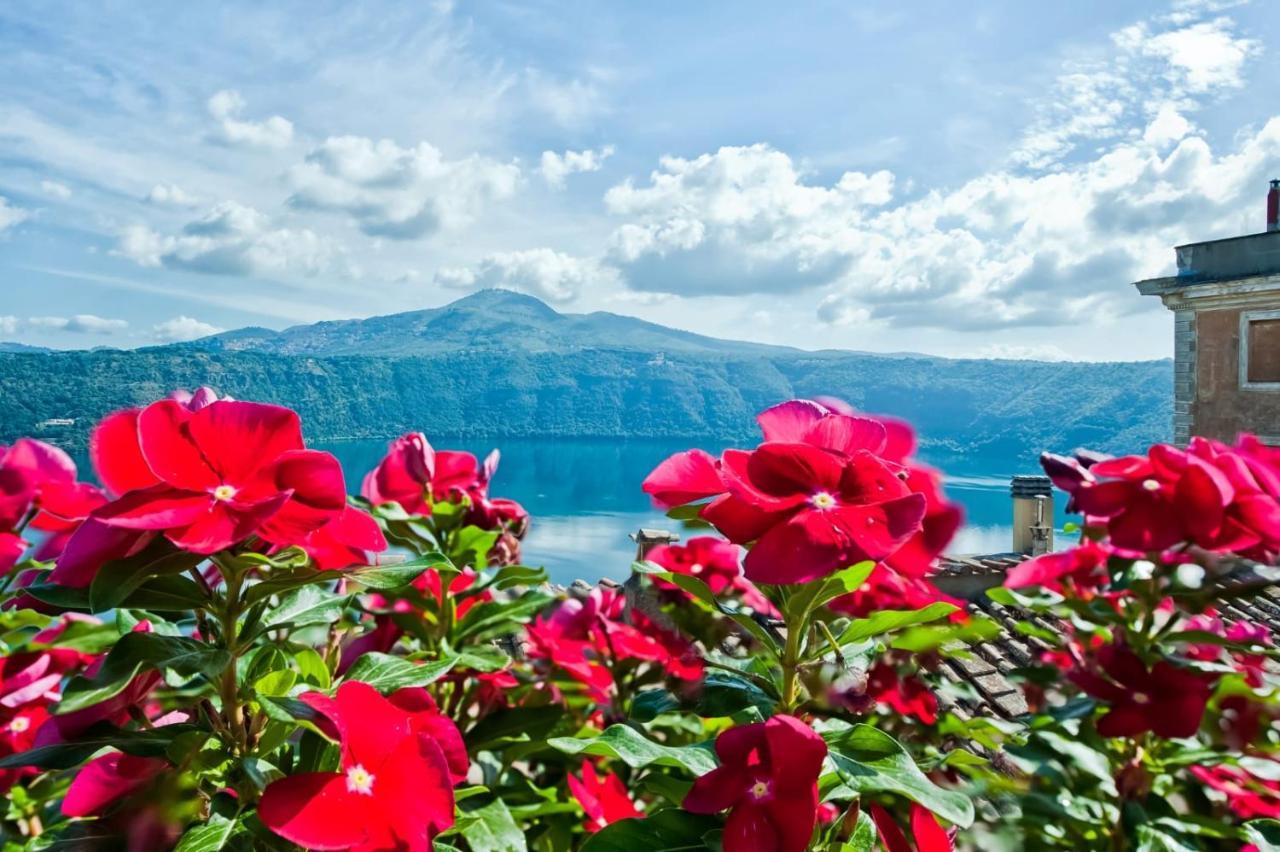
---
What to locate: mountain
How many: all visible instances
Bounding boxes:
[0,342,52,354]
[0,290,1172,458]
[183,289,792,358]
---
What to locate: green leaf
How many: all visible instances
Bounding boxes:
[836,602,959,644]
[465,705,565,752]
[641,565,779,655]
[21,582,91,610]
[827,724,974,827]
[174,813,241,852]
[1245,820,1280,852]
[89,536,206,613]
[784,562,876,624]
[581,809,720,851]
[630,689,681,722]
[350,554,450,590]
[0,723,200,769]
[58,633,230,714]
[122,574,209,612]
[457,798,526,852]
[548,725,717,775]
[341,652,457,692]
[477,564,547,593]
[452,526,499,568]
[695,670,775,718]
[294,647,331,688]
[242,568,344,605]
[261,586,347,632]
[453,594,553,643]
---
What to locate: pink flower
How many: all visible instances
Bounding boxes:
[526,585,701,701]
[1190,763,1280,819]
[683,714,828,852]
[86,398,347,555]
[1004,540,1111,593]
[259,681,462,850]
[0,438,105,564]
[361,433,486,515]
[1067,644,1215,739]
[567,761,641,832]
[646,536,774,612]
[88,387,222,497]
[62,752,167,817]
[865,664,939,725]
[828,565,960,619]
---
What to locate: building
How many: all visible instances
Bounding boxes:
[1135,180,1280,445]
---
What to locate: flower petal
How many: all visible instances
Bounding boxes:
[756,399,829,442]
[186,400,304,484]
[642,449,724,508]
[259,772,368,850]
[136,400,220,491]
[90,409,159,496]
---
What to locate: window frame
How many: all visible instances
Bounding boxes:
[1239,308,1280,391]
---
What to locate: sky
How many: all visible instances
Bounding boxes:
[1,0,1278,361]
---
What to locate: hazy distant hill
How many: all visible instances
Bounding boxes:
[0,290,1172,458]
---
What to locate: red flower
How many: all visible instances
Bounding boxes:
[644,400,934,584]
[62,752,167,817]
[361,433,487,515]
[828,565,960,619]
[1004,540,1111,593]
[1190,763,1280,819]
[0,438,105,564]
[1055,439,1280,557]
[567,761,641,832]
[259,681,463,850]
[89,386,222,497]
[526,585,701,701]
[646,536,774,612]
[683,714,828,852]
[87,398,346,554]
[865,664,939,725]
[1067,644,1215,738]
[296,506,387,570]
[869,803,955,852]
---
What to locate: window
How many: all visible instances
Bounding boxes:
[1240,309,1280,389]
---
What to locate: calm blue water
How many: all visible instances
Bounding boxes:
[317,438,1070,585]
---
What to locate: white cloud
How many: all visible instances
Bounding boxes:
[525,70,605,127]
[207,89,294,149]
[0,197,29,233]
[152,315,223,342]
[287,135,520,239]
[115,201,342,277]
[28,314,128,334]
[146,183,199,207]
[40,180,71,199]
[603,144,893,296]
[540,146,615,187]
[435,248,613,303]
[1013,9,1258,168]
[0,316,17,335]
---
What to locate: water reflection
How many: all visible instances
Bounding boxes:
[318,438,1072,585]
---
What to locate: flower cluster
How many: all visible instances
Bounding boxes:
[0,389,1275,851]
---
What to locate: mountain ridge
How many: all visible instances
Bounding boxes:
[0,290,1173,459]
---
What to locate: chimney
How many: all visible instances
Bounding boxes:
[1010,475,1053,556]
[1268,179,1279,233]
[630,528,679,561]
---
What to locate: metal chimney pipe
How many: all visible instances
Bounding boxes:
[1268,179,1279,232]
[1011,475,1054,555]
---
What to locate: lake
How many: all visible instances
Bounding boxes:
[316,437,1070,585]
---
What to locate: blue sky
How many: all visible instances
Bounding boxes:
[1,0,1278,360]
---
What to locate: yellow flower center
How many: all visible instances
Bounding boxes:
[346,764,375,796]
[1132,692,1150,705]
[690,563,703,574]
[749,779,771,800]
[810,491,837,510]
[8,717,29,733]
[1141,479,1161,492]
[211,484,238,502]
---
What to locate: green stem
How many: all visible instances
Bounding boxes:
[214,557,249,756]
[780,611,804,713]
